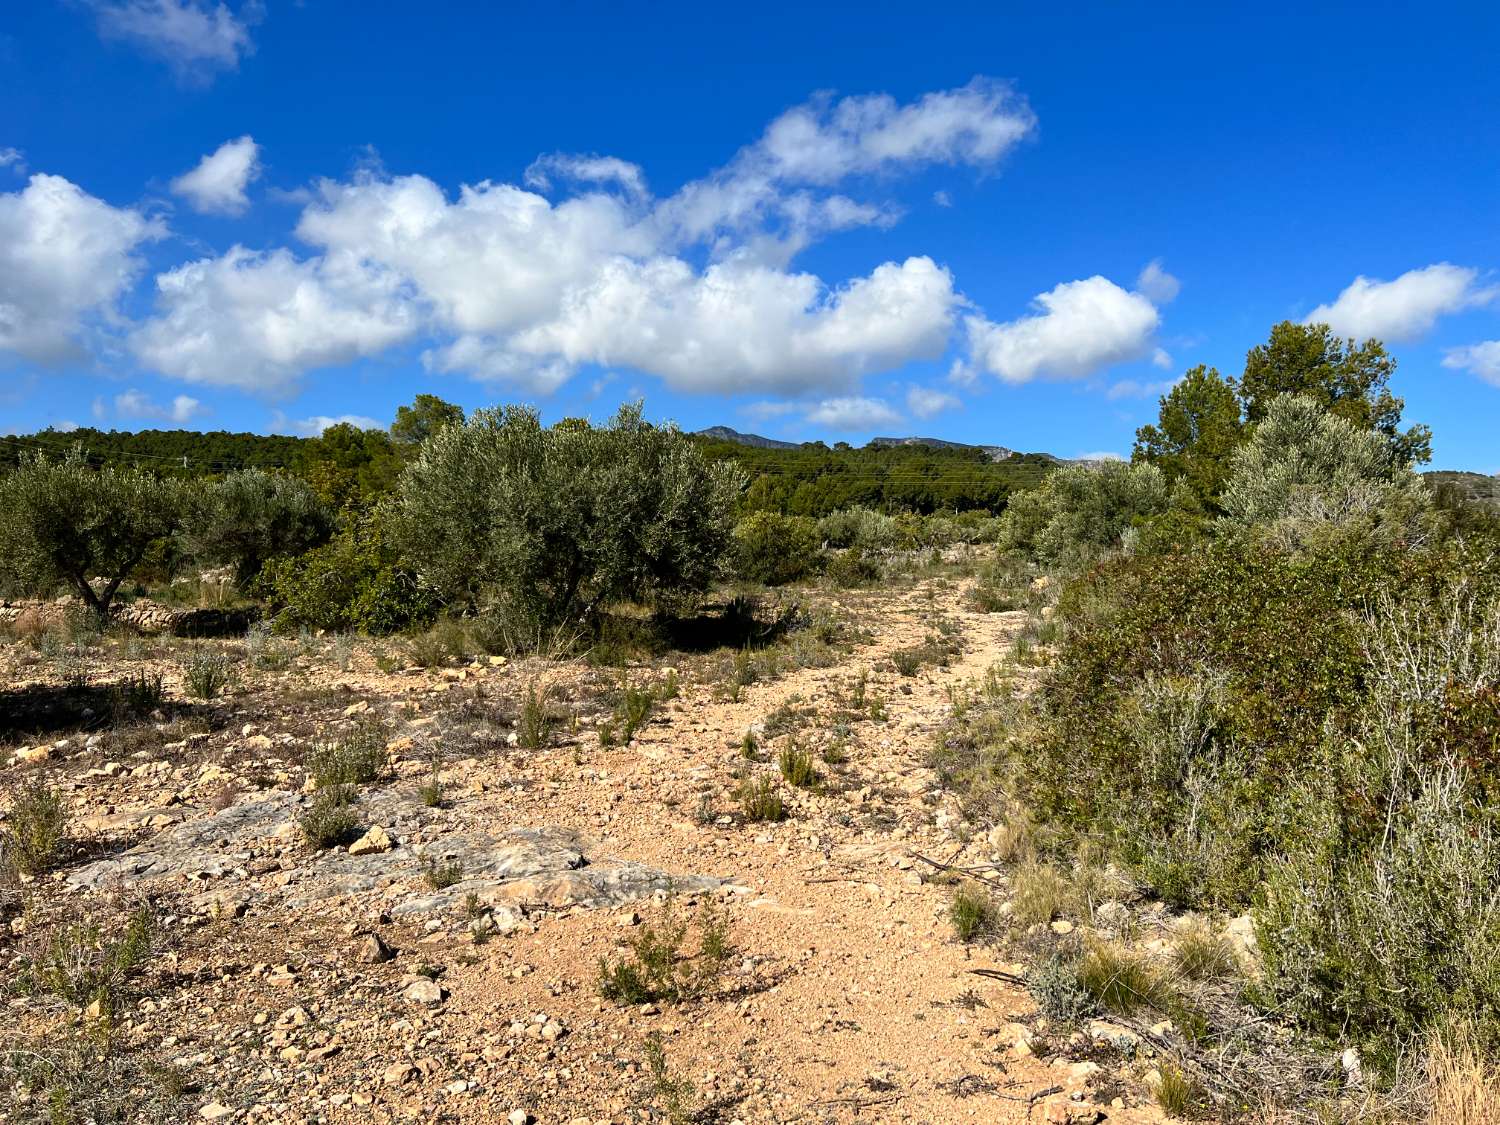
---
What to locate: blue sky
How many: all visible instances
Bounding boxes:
[2,1,1498,469]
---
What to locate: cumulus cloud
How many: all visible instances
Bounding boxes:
[965,275,1162,383]
[0,173,164,363]
[805,396,903,430]
[129,246,419,392]
[906,385,961,418]
[1135,259,1180,304]
[171,135,260,215]
[1442,341,1500,387]
[114,387,208,423]
[1306,263,1496,342]
[124,81,1027,398]
[91,0,260,80]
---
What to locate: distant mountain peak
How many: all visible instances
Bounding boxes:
[694,426,800,450]
[867,435,1016,461]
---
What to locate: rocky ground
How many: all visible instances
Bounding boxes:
[1,568,1176,1124]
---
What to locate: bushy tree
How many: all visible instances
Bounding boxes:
[1220,394,1434,543]
[181,470,333,585]
[1132,365,1244,505]
[1235,321,1431,466]
[390,394,465,446]
[997,460,1176,567]
[734,512,822,585]
[389,404,743,638]
[0,451,184,618]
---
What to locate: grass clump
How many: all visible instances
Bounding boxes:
[1075,942,1177,1015]
[181,646,234,699]
[738,775,785,823]
[110,670,164,718]
[517,681,552,749]
[1153,1062,1207,1119]
[1010,863,1074,926]
[2,781,69,878]
[298,786,359,849]
[418,768,444,808]
[949,885,996,942]
[1172,920,1240,981]
[777,739,818,789]
[598,897,733,1006]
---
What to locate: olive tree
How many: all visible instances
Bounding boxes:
[0,451,184,618]
[181,469,333,586]
[388,403,744,641]
[1220,393,1434,543]
[997,459,1175,568]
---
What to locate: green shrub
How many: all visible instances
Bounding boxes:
[259,509,439,636]
[181,646,234,699]
[825,545,882,587]
[298,786,359,849]
[738,776,785,823]
[111,670,165,717]
[26,906,154,1020]
[306,718,388,787]
[996,459,1177,569]
[2,782,68,877]
[777,740,818,789]
[1028,954,1096,1023]
[597,898,732,1006]
[422,856,465,890]
[733,511,822,586]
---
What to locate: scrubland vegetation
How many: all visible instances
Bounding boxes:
[940,322,1500,1119]
[2,321,1498,1121]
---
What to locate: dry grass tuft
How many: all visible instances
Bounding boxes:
[1425,1026,1500,1125]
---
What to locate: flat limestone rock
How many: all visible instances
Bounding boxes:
[67,787,720,916]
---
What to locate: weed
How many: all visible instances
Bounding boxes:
[643,1032,697,1125]
[598,897,732,1005]
[821,739,849,766]
[2,781,68,877]
[1028,953,1096,1023]
[738,775,785,823]
[778,739,819,789]
[418,768,444,808]
[422,856,465,890]
[110,670,164,718]
[181,646,234,699]
[949,886,996,942]
[615,679,656,742]
[739,730,760,760]
[306,716,388,787]
[24,905,154,1022]
[517,682,552,749]
[298,786,359,849]
[892,648,922,676]
[1010,863,1074,926]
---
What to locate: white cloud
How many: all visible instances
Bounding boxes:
[270,411,383,436]
[906,385,961,418]
[965,275,1161,383]
[0,148,25,174]
[932,190,952,208]
[524,154,648,201]
[171,135,260,215]
[740,400,800,421]
[0,173,164,363]
[1306,263,1496,342]
[129,245,419,393]
[91,0,259,80]
[1106,377,1178,400]
[805,396,902,431]
[113,388,209,423]
[1151,346,1173,370]
[1442,341,1500,387]
[128,82,1025,398]
[1135,259,1180,304]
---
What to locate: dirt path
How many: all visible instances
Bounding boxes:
[391,577,1158,1123]
[4,574,1166,1124]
